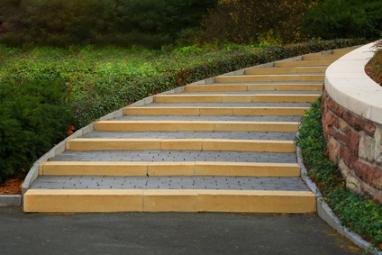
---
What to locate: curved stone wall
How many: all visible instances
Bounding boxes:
[322,41,382,202]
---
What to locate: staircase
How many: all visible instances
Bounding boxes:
[23,48,354,213]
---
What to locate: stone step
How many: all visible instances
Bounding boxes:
[118,115,302,122]
[39,161,300,177]
[302,53,343,61]
[215,74,324,83]
[94,120,299,133]
[332,47,358,55]
[84,131,296,141]
[180,91,322,95]
[29,176,308,191]
[50,150,297,164]
[197,81,323,85]
[275,60,333,67]
[153,94,320,103]
[124,106,308,116]
[66,138,296,153]
[23,188,316,213]
[244,66,326,75]
[184,84,323,92]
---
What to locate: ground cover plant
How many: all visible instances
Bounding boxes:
[297,100,382,249]
[365,42,382,86]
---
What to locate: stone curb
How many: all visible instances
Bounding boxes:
[0,195,22,207]
[296,143,382,255]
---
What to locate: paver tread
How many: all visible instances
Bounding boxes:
[49,151,297,163]
[30,176,309,191]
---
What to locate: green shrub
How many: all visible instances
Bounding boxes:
[68,38,366,126]
[365,42,382,85]
[0,78,73,184]
[0,39,366,127]
[302,0,382,39]
[297,100,382,247]
[0,0,216,47]
[201,0,316,44]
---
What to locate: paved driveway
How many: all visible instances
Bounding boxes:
[0,208,360,255]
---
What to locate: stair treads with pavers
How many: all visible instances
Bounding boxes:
[199,81,324,85]
[65,138,296,153]
[49,151,297,163]
[184,84,323,92]
[244,66,326,75]
[83,131,296,140]
[214,74,324,83]
[39,161,300,177]
[31,176,309,191]
[94,121,299,133]
[153,94,320,103]
[179,90,322,95]
[134,102,312,107]
[274,60,333,67]
[118,115,302,122]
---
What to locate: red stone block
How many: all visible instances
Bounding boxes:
[353,160,382,190]
[342,110,376,136]
[340,146,357,167]
[343,128,359,155]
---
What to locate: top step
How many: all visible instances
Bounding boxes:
[275,59,334,67]
[244,66,326,75]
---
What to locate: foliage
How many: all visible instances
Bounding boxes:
[0,0,216,47]
[302,0,382,39]
[201,0,317,44]
[366,42,382,86]
[0,78,73,183]
[297,100,382,247]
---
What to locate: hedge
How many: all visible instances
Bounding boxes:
[0,78,73,184]
[297,100,382,248]
[72,38,367,126]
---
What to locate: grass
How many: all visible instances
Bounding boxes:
[297,100,382,249]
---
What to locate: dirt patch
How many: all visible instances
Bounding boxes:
[0,178,22,195]
[365,42,382,86]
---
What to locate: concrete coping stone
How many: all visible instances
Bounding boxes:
[325,40,382,124]
[0,195,22,207]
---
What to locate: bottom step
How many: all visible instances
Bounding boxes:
[23,189,316,213]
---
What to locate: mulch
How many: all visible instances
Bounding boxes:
[0,178,22,195]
